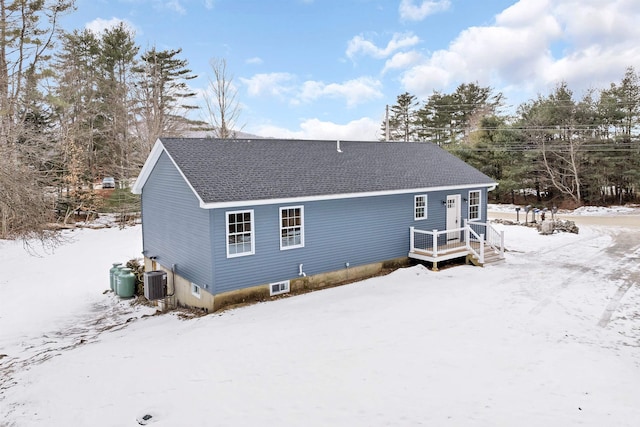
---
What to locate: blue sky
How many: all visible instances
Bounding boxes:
[60,0,640,140]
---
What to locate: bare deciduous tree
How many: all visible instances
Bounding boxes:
[0,0,74,242]
[203,58,243,139]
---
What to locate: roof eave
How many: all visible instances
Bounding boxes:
[198,182,498,209]
[131,139,164,194]
[131,139,207,208]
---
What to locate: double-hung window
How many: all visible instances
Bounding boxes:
[468,190,481,221]
[280,206,304,250]
[226,210,255,257]
[414,195,427,220]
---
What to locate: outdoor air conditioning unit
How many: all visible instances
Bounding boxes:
[144,270,167,301]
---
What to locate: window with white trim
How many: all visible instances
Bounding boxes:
[280,206,304,249]
[468,190,481,220]
[226,210,255,257]
[414,195,427,220]
[270,280,290,296]
[191,283,202,299]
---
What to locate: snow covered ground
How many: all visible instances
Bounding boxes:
[1,211,640,426]
[488,203,640,216]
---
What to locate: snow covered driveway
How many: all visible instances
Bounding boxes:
[1,222,639,426]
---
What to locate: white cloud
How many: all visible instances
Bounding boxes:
[242,73,382,108]
[160,0,187,15]
[254,117,380,141]
[495,0,551,28]
[240,73,296,97]
[553,0,640,49]
[85,18,137,35]
[298,77,383,107]
[346,32,420,59]
[203,0,215,9]
[400,63,455,96]
[245,57,264,65]
[382,51,424,74]
[398,0,640,102]
[399,0,451,21]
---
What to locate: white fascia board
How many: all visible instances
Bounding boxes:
[199,182,498,209]
[131,139,207,207]
[131,139,165,194]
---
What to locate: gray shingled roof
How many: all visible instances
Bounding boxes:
[159,138,496,204]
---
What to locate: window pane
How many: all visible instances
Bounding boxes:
[280,207,303,248]
[227,211,253,256]
[415,195,426,219]
[469,191,480,220]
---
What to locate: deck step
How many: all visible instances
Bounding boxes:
[467,250,505,267]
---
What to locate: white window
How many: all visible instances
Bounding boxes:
[270,280,290,296]
[226,210,255,257]
[468,190,481,221]
[414,195,427,220]
[280,206,304,250]
[191,283,202,299]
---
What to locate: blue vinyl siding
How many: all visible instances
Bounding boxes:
[140,152,213,288]
[139,152,489,295]
[209,188,486,294]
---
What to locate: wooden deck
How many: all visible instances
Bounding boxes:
[408,222,505,270]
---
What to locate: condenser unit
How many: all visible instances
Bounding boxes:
[144,270,167,300]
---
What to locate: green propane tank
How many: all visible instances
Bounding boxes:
[109,263,122,291]
[114,265,125,294]
[117,267,136,298]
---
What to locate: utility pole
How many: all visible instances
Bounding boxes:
[385,105,390,141]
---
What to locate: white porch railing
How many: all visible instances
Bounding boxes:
[466,219,505,259]
[409,221,504,265]
[409,226,467,258]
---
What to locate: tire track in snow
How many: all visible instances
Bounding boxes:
[597,230,640,328]
[597,277,637,328]
[528,233,611,315]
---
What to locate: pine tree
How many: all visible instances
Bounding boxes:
[380,92,419,141]
[133,47,198,152]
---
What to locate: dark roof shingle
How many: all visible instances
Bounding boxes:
[158,138,496,204]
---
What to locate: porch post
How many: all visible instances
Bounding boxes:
[480,233,485,264]
[464,219,469,249]
[432,229,438,257]
[500,230,505,257]
[410,226,415,252]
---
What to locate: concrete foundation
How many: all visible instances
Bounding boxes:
[143,256,410,313]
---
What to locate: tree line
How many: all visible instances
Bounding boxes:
[381,68,640,207]
[0,0,240,241]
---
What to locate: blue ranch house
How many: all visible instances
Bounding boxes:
[132,138,504,312]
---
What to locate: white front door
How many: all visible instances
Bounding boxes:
[446,194,461,242]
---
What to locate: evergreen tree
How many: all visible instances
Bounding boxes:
[380,92,419,141]
[597,67,640,203]
[133,47,198,155]
[416,83,502,146]
[417,91,456,145]
[98,22,139,182]
[52,29,103,184]
[452,82,503,143]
